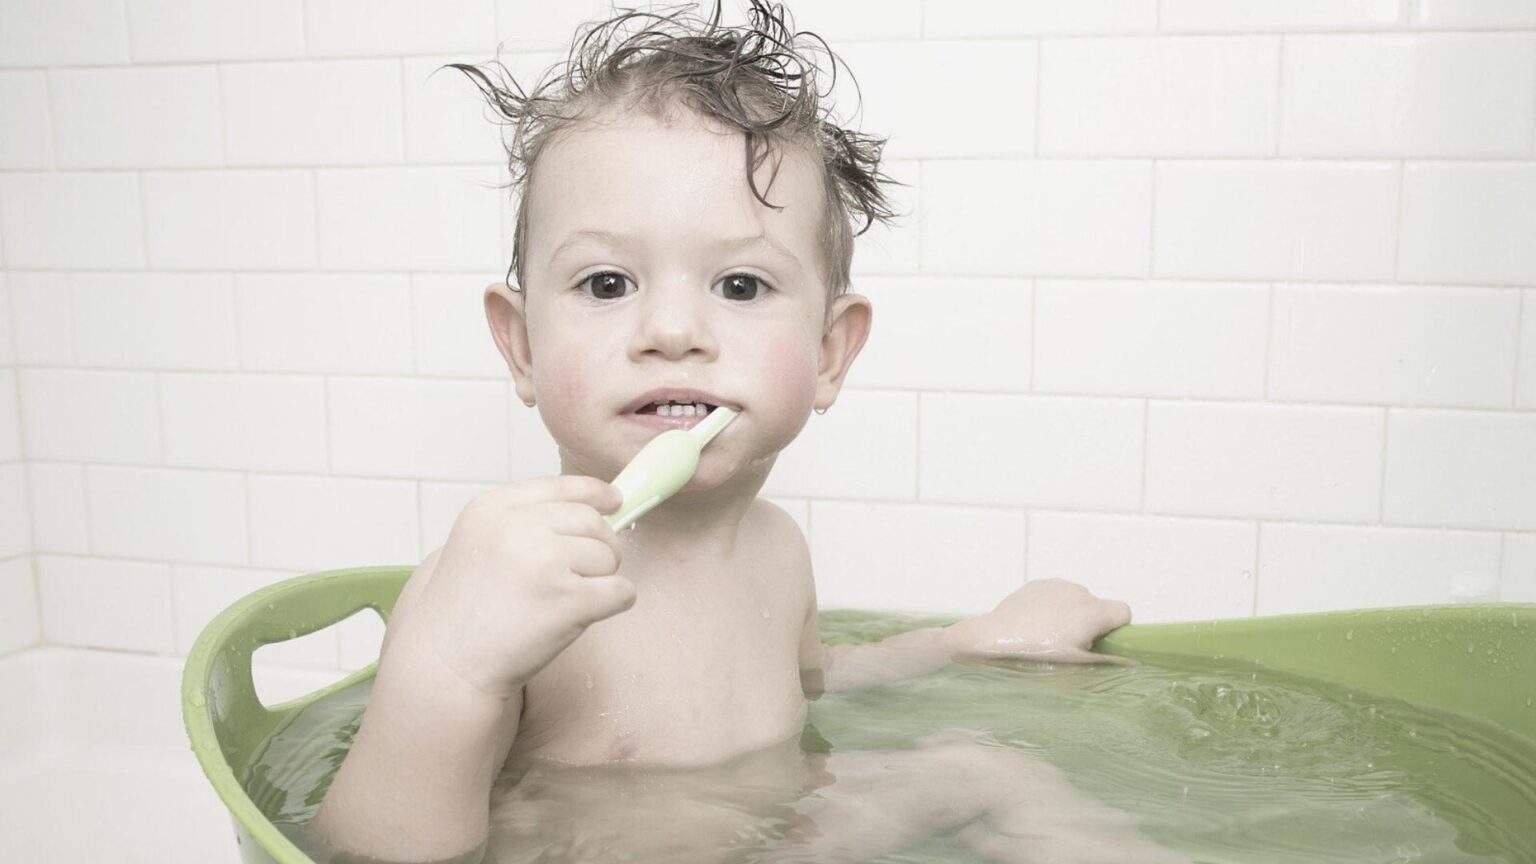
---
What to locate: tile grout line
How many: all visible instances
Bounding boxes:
[1377,407,1391,524]
[1251,521,1262,616]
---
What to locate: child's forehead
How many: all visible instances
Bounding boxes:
[526,107,825,257]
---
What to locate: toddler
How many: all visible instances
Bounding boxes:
[308,3,1185,862]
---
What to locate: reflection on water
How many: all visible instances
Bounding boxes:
[250,611,1536,864]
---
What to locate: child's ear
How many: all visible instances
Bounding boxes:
[815,292,872,413]
[484,281,537,406]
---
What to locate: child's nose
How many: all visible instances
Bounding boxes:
[630,282,718,362]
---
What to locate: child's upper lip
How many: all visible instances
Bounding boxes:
[622,388,740,414]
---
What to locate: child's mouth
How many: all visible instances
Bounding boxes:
[635,400,718,417]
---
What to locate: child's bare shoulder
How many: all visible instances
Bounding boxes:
[747,498,809,557]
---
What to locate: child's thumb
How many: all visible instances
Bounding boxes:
[577,575,638,623]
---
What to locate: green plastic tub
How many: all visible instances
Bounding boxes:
[182,566,1536,864]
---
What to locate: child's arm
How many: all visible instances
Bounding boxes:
[802,579,1133,696]
[308,476,634,864]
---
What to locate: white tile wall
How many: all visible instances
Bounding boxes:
[0,0,1532,665]
[1028,511,1256,622]
[50,66,224,169]
[1039,37,1278,157]
[1257,523,1503,615]
[36,555,175,653]
[236,274,414,374]
[222,60,404,167]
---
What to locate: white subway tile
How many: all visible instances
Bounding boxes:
[0,71,51,169]
[810,500,1026,615]
[494,0,615,48]
[171,565,332,667]
[1154,161,1399,282]
[404,54,547,165]
[1146,401,1383,522]
[1270,284,1520,408]
[50,66,222,169]
[1160,0,1402,32]
[6,273,72,366]
[412,274,507,377]
[19,369,159,464]
[1040,37,1278,157]
[248,474,418,571]
[0,173,145,270]
[508,394,561,479]
[161,373,328,473]
[920,393,1143,509]
[37,555,174,653]
[223,60,403,166]
[0,0,129,68]
[1383,410,1536,531]
[1034,280,1268,399]
[773,0,922,41]
[924,160,1152,277]
[237,273,413,375]
[1503,532,1536,602]
[845,277,1031,392]
[1414,0,1536,29]
[1520,290,1536,409]
[143,169,317,270]
[306,0,496,56]
[26,462,89,554]
[1398,163,1536,288]
[1283,35,1536,159]
[0,370,17,461]
[72,273,239,371]
[834,41,1036,160]
[1029,511,1256,622]
[338,607,386,671]
[317,167,503,271]
[329,377,508,482]
[87,466,248,565]
[1258,522,1502,615]
[127,0,305,63]
[924,0,1156,37]
[0,464,29,559]
[419,480,496,553]
[0,557,38,654]
[850,159,919,277]
[764,390,917,500]
[0,274,12,363]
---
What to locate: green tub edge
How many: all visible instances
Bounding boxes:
[183,566,1536,864]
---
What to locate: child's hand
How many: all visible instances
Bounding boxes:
[940,579,1133,665]
[386,475,634,699]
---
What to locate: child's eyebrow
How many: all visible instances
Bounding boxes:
[549,229,804,274]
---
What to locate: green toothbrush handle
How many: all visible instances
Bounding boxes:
[604,430,702,533]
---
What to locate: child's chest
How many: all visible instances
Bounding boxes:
[513,562,809,766]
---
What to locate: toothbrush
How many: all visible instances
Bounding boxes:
[603,406,739,533]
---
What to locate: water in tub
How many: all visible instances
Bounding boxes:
[249,611,1536,863]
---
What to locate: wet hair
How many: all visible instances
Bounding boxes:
[441,0,900,305]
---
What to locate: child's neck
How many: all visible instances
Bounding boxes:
[618,491,756,567]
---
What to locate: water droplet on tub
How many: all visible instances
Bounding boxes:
[761,608,771,619]
[1467,644,1476,654]
[584,674,594,690]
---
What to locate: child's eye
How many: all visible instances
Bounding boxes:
[714,273,767,302]
[579,271,636,301]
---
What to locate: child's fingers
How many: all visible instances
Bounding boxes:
[544,502,625,563]
[503,475,623,513]
[1099,598,1132,630]
[572,574,638,623]
[560,535,621,578]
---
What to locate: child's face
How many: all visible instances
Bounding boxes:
[487,104,870,494]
